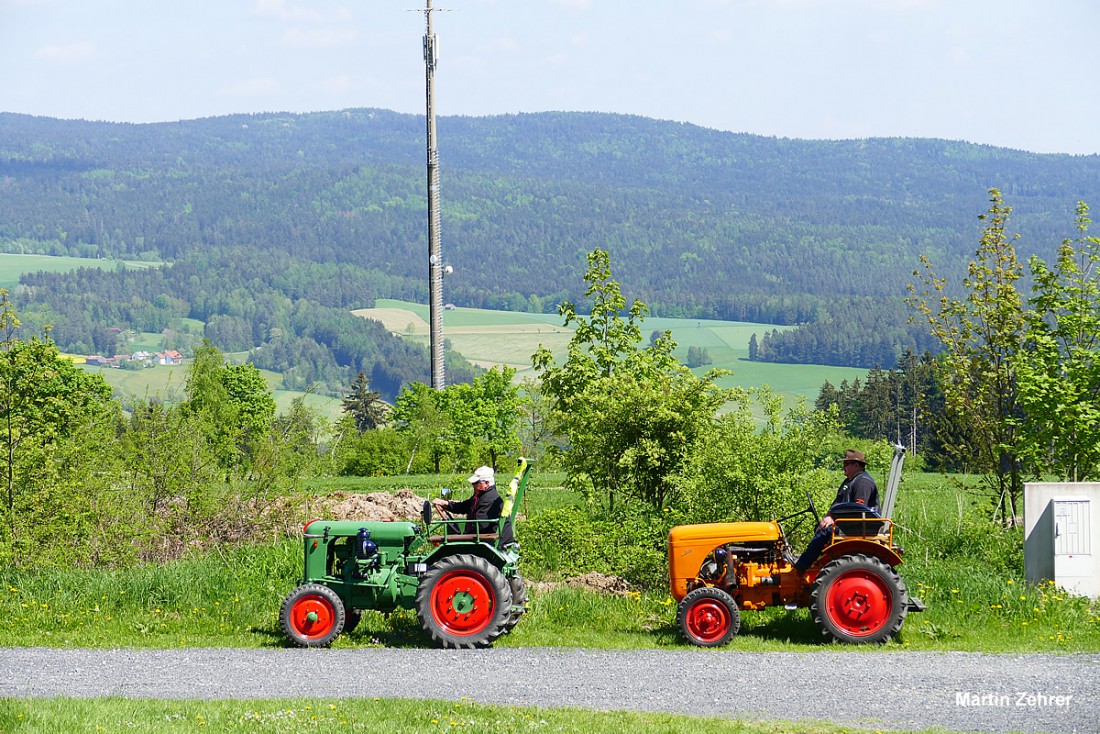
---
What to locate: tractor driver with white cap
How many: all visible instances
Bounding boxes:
[431,466,514,546]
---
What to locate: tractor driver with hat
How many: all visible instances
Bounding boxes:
[431,466,514,545]
[792,449,879,573]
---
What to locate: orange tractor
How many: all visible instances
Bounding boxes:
[668,446,924,645]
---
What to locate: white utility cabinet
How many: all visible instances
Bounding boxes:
[1024,483,1100,599]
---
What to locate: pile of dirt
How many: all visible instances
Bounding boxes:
[319,488,428,523]
[531,571,637,597]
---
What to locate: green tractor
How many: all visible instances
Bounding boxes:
[279,458,532,649]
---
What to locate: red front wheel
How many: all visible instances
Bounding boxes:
[678,587,740,647]
[280,583,346,648]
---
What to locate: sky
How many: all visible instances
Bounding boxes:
[1,0,1097,156]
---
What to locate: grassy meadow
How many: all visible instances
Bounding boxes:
[70,296,860,419]
[0,251,863,416]
[0,253,159,289]
[0,697,905,734]
[1,470,1096,653]
[358,299,867,411]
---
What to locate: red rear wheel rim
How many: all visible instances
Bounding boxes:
[686,599,731,643]
[289,594,336,640]
[430,570,495,636]
[825,569,891,636]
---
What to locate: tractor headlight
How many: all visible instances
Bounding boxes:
[356,527,378,559]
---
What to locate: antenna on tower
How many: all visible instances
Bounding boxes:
[407,0,452,390]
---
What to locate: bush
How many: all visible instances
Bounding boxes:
[519,503,675,589]
[337,427,419,477]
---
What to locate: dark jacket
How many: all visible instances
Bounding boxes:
[446,484,514,546]
[830,470,879,512]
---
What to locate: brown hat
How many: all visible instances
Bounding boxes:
[839,449,867,465]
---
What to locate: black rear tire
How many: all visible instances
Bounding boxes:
[416,553,513,649]
[811,553,907,644]
[506,574,528,632]
[677,587,740,647]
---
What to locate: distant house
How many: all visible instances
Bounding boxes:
[85,355,108,367]
[444,303,456,310]
[156,350,184,365]
[131,351,153,362]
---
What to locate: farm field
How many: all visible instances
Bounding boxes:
[357,299,867,409]
[0,252,158,289]
[78,362,344,421]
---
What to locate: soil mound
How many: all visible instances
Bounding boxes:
[320,488,427,523]
[531,571,636,597]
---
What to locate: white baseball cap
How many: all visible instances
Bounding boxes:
[467,466,495,484]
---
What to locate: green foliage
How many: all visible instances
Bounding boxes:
[678,389,841,526]
[520,503,674,588]
[534,249,729,510]
[1017,202,1100,480]
[341,371,388,432]
[391,382,451,473]
[336,425,421,477]
[907,189,1027,520]
[0,291,124,567]
[684,345,711,368]
[389,367,523,474]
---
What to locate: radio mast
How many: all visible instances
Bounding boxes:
[421,0,446,389]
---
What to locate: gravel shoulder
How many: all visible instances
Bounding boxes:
[4,647,1097,733]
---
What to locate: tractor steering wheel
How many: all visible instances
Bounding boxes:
[806,490,820,526]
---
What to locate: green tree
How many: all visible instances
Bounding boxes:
[183,342,276,474]
[471,366,522,469]
[907,189,1027,522]
[685,345,712,368]
[1018,201,1100,480]
[342,371,389,432]
[516,376,558,467]
[392,381,452,473]
[534,249,728,510]
[680,389,841,529]
[0,292,122,566]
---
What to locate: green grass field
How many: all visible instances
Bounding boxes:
[0,697,901,734]
[0,253,158,289]
[78,360,344,421]
[1,471,1096,653]
[2,251,862,415]
[361,299,867,410]
[84,297,859,419]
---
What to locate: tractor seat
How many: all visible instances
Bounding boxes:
[427,533,499,544]
[829,502,886,536]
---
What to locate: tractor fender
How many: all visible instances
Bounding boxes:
[423,542,510,571]
[820,538,902,568]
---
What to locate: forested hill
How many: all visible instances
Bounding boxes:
[1,109,1098,372]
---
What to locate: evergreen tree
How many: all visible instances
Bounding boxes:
[342,371,388,432]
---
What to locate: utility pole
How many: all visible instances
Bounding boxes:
[421,0,446,389]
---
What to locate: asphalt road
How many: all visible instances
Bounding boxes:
[3,647,1097,733]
